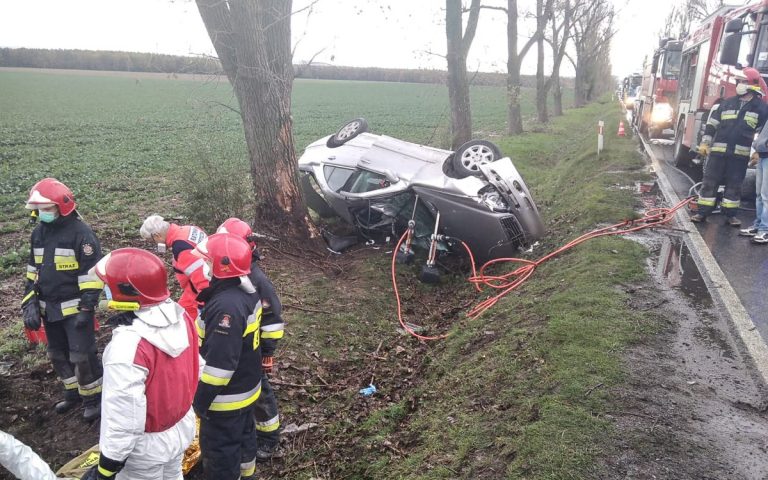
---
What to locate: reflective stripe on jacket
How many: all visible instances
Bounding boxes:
[705,95,768,157]
[23,214,103,314]
[249,258,284,357]
[194,278,263,416]
[166,224,208,313]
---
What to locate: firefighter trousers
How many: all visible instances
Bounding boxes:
[44,315,103,402]
[254,375,280,448]
[200,407,258,480]
[697,153,749,218]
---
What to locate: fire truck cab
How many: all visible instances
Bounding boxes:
[674,0,768,167]
[635,39,682,138]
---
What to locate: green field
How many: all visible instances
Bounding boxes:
[0,68,656,480]
[0,69,566,226]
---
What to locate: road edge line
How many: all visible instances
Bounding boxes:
[640,136,768,386]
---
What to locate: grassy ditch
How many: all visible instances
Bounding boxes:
[334,100,656,479]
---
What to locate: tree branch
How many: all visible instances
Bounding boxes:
[462,0,482,57]
[195,0,237,84]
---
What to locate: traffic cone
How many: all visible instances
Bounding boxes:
[617,120,626,137]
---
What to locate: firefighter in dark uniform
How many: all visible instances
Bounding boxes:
[21,178,104,421]
[217,218,284,461]
[193,233,263,480]
[693,67,768,225]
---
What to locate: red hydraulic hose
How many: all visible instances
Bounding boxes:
[391,196,694,340]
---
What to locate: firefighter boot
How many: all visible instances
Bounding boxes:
[54,389,82,414]
[255,442,279,463]
[82,392,101,422]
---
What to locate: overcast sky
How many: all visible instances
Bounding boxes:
[0,0,696,78]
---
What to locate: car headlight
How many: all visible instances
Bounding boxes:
[479,186,510,212]
[651,103,673,124]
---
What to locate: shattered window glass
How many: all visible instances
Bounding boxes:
[324,166,355,192]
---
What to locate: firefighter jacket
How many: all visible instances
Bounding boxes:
[194,278,263,417]
[249,255,284,358]
[97,300,198,478]
[704,94,768,158]
[22,214,103,321]
[165,224,208,317]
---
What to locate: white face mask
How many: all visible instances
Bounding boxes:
[156,243,166,254]
[737,83,749,96]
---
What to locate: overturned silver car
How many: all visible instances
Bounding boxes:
[298,119,545,263]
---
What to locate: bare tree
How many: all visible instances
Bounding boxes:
[196,0,317,239]
[547,0,574,117]
[535,0,555,123]
[661,0,725,39]
[504,0,539,134]
[570,0,615,107]
[446,0,482,149]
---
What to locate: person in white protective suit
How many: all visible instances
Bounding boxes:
[81,248,199,480]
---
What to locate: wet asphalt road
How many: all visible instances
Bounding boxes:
[645,139,768,341]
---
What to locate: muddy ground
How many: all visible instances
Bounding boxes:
[2,220,768,479]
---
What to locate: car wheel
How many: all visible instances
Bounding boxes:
[326,118,369,148]
[452,140,502,178]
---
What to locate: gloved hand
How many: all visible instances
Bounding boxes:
[22,300,41,331]
[698,143,710,157]
[82,455,125,480]
[750,152,759,167]
[74,309,95,329]
[262,356,274,374]
[80,465,107,480]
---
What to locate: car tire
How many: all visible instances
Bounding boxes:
[326,118,369,148]
[452,140,502,178]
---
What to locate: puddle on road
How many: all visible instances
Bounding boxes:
[656,234,712,309]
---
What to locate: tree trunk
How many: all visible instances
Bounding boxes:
[507,0,523,134]
[446,0,479,149]
[535,0,549,123]
[553,75,563,116]
[196,0,317,241]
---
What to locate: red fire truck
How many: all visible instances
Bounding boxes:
[673,0,768,167]
[635,39,683,138]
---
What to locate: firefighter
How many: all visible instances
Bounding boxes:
[82,248,198,480]
[193,233,263,480]
[139,215,208,320]
[217,218,284,461]
[692,67,768,225]
[21,178,103,421]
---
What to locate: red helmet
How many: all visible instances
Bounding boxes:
[25,178,77,216]
[217,218,257,249]
[93,248,170,309]
[743,67,766,97]
[200,233,251,279]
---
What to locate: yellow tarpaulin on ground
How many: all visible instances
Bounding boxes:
[55,418,201,478]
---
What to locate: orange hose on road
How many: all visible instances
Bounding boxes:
[391,196,695,340]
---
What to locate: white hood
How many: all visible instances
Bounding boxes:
[129,299,189,358]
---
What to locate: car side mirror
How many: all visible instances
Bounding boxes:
[720,34,741,66]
